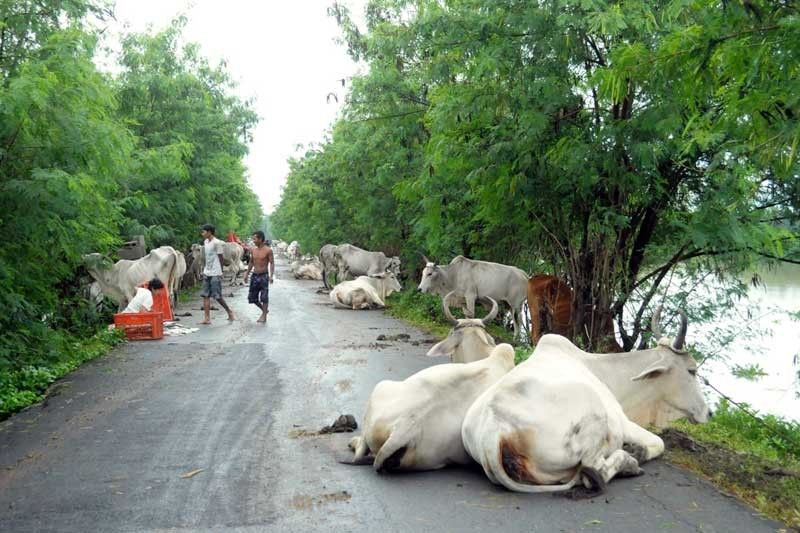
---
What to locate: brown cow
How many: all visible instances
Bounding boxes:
[527,275,573,343]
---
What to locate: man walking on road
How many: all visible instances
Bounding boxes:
[244,230,274,323]
[200,224,235,324]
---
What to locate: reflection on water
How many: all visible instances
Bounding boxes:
[699,264,800,421]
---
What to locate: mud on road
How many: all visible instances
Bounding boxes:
[0,258,788,532]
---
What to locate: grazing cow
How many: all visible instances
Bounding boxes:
[426,292,499,363]
[336,244,401,281]
[347,344,516,471]
[329,273,402,310]
[418,256,528,338]
[462,309,710,493]
[319,244,343,288]
[190,242,246,285]
[528,275,573,344]
[85,246,182,310]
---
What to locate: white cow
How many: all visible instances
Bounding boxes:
[347,344,516,471]
[336,244,401,280]
[418,255,528,338]
[286,240,301,261]
[172,251,187,304]
[462,309,710,493]
[190,242,246,285]
[426,292,499,363]
[329,273,401,310]
[85,246,182,310]
[291,255,323,280]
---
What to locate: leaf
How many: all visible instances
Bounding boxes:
[180,468,205,479]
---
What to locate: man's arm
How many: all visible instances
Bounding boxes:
[244,259,254,282]
[268,249,275,283]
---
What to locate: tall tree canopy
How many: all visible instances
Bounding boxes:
[0,2,263,382]
[272,0,799,349]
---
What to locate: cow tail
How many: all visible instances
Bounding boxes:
[372,419,414,473]
[486,431,583,494]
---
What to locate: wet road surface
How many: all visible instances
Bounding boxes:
[0,258,785,532]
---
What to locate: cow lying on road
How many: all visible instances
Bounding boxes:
[462,309,710,493]
[426,292,498,363]
[346,344,516,471]
[329,273,402,310]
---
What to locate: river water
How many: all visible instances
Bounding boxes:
[692,264,799,422]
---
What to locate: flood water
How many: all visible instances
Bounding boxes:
[696,264,800,422]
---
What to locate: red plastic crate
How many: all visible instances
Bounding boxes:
[138,282,174,321]
[113,312,164,340]
[150,287,173,321]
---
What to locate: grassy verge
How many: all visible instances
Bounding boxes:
[385,288,799,526]
[662,401,800,528]
[385,288,522,346]
[0,328,125,419]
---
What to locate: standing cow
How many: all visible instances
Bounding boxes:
[319,244,342,288]
[190,242,246,285]
[528,275,573,344]
[336,244,401,281]
[85,246,182,310]
[418,255,528,338]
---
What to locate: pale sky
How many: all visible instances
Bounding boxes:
[103,0,367,213]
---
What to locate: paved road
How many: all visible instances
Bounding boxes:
[0,258,785,532]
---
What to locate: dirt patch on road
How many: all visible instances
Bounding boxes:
[335,380,352,393]
[661,428,800,528]
[289,490,351,510]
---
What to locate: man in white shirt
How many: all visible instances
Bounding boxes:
[200,224,235,324]
[122,278,164,313]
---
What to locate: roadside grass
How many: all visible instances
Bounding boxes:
[0,328,125,420]
[662,401,800,528]
[385,288,523,346]
[385,288,800,526]
[177,286,197,304]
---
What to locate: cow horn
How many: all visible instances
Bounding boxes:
[421,254,431,265]
[481,297,499,325]
[442,291,458,325]
[672,310,688,351]
[651,305,663,339]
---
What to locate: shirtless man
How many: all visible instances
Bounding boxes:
[244,231,275,323]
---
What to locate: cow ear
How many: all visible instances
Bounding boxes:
[426,336,457,358]
[631,365,670,381]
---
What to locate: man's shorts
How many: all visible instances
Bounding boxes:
[200,275,222,299]
[248,272,269,307]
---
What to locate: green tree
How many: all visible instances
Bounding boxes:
[273,0,799,349]
[116,17,263,249]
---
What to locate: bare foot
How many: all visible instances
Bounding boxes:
[256,316,266,323]
[200,319,211,325]
[227,314,235,321]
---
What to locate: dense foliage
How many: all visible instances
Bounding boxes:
[0,1,263,415]
[272,0,799,350]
